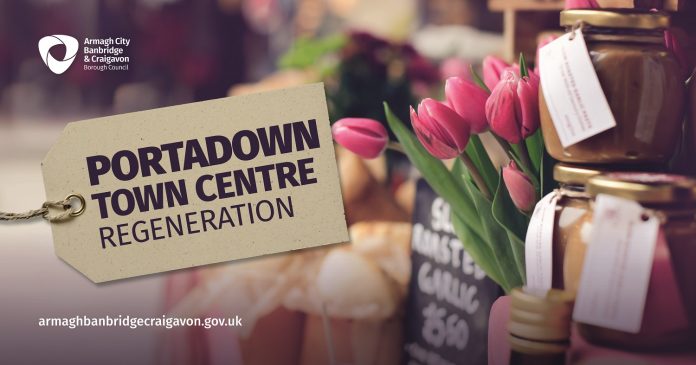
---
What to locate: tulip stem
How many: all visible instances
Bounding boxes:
[459,153,492,200]
[387,142,405,154]
[514,142,534,175]
[511,142,540,189]
[490,133,514,160]
[489,133,540,189]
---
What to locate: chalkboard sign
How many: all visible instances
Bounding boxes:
[403,179,502,365]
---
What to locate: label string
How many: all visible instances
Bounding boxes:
[0,194,85,223]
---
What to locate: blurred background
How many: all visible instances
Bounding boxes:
[0,0,502,124]
[3,1,696,364]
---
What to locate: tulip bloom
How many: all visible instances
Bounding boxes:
[410,98,471,160]
[445,77,489,134]
[485,69,540,144]
[503,162,535,212]
[440,57,472,81]
[483,56,511,91]
[565,0,599,9]
[332,118,389,159]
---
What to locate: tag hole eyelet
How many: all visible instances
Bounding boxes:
[641,214,650,222]
[65,194,86,217]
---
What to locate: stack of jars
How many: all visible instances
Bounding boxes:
[538,9,696,352]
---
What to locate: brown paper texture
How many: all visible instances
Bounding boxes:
[42,83,348,283]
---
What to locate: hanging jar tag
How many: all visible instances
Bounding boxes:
[42,83,349,283]
[538,29,617,148]
[573,194,659,333]
[524,191,558,295]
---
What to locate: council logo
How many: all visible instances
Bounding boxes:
[38,35,79,75]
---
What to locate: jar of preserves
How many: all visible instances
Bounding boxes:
[551,164,601,294]
[540,10,687,164]
[577,173,696,351]
[508,289,574,365]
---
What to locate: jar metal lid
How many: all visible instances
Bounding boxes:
[554,164,604,185]
[561,9,670,30]
[508,322,571,342]
[510,288,574,317]
[509,335,569,355]
[510,308,571,327]
[587,173,696,203]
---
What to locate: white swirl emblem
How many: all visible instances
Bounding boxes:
[38,35,79,75]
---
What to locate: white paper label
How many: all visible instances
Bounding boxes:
[538,30,617,148]
[573,194,659,333]
[525,192,558,294]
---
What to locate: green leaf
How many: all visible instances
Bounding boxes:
[383,103,485,239]
[465,135,499,195]
[279,34,347,69]
[470,65,491,93]
[491,172,530,282]
[525,130,544,175]
[449,156,510,290]
[462,178,523,291]
[510,143,540,192]
[450,210,509,292]
[519,53,529,78]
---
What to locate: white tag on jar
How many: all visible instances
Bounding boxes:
[524,191,558,294]
[538,30,617,148]
[573,194,659,333]
[42,83,349,283]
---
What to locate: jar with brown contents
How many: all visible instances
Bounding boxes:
[540,10,686,164]
[577,173,696,351]
[551,164,601,294]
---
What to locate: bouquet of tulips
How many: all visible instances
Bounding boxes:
[332,55,549,293]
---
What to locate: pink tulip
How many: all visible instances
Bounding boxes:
[445,77,489,134]
[485,69,540,144]
[483,56,511,91]
[410,98,471,160]
[564,0,599,9]
[503,161,536,212]
[440,57,472,81]
[332,118,389,159]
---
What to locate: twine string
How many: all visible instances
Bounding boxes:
[0,195,84,223]
[569,20,585,41]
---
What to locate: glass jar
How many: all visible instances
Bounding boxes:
[577,173,696,351]
[551,164,601,294]
[540,10,687,164]
[508,289,573,365]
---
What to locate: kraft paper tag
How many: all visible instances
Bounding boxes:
[538,30,617,148]
[42,83,349,283]
[573,194,659,333]
[524,192,558,294]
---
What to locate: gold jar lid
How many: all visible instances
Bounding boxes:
[509,288,575,342]
[509,335,569,355]
[561,9,670,30]
[554,164,604,185]
[510,308,571,327]
[508,322,571,342]
[587,173,696,203]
